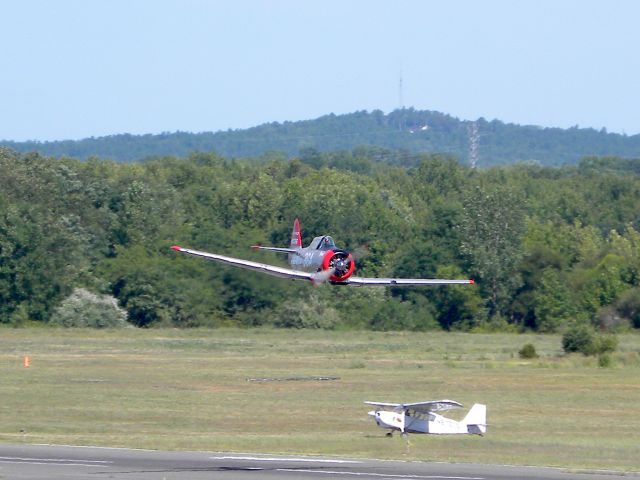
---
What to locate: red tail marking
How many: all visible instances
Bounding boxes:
[170,245,182,251]
[291,218,302,248]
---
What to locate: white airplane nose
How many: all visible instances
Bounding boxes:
[367,410,377,417]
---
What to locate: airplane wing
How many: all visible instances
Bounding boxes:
[171,246,314,282]
[364,401,403,409]
[171,246,474,286]
[251,245,299,254]
[346,277,474,286]
[365,400,463,413]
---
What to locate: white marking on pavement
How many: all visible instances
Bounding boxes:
[276,469,483,479]
[0,456,112,467]
[33,443,157,452]
[210,455,362,463]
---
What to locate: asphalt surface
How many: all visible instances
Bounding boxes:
[0,444,637,480]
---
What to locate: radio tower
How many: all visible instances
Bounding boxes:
[398,68,404,110]
[468,121,479,168]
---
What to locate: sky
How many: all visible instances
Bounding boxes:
[1,0,639,141]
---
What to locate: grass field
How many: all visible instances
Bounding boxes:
[1,328,639,471]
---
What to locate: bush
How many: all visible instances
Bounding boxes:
[518,343,539,359]
[598,353,612,368]
[615,288,640,328]
[597,305,630,331]
[562,324,618,356]
[594,334,618,354]
[50,288,130,328]
[562,325,596,355]
[273,295,338,329]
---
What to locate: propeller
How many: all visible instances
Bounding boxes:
[330,252,353,278]
[311,267,336,286]
[313,250,354,285]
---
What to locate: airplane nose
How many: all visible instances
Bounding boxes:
[367,410,377,417]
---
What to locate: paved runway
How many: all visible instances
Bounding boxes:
[0,444,636,480]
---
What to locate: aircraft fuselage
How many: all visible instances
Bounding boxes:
[286,236,355,282]
[370,410,470,435]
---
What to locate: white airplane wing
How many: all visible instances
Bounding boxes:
[172,246,474,286]
[364,401,403,409]
[251,245,299,254]
[171,246,314,282]
[346,277,474,286]
[365,400,463,413]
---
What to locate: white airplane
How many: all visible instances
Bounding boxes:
[365,400,486,436]
[171,218,474,286]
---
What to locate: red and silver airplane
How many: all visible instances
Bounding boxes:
[171,218,474,287]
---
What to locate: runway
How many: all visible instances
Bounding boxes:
[0,444,636,480]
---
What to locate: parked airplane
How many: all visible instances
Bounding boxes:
[365,400,487,436]
[171,218,474,286]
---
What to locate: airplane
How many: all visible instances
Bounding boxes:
[365,400,487,436]
[171,218,474,286]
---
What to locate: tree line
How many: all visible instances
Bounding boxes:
[3,108,640,166]
[1,147,639,331]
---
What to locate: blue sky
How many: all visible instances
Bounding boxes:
[2,0,639,141]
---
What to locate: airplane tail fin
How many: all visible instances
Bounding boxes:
[290,218,302,248]
[463,403,487,435]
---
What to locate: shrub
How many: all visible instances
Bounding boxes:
[518,343,539,359]
[598,353,612,368]
[594,334,618,354]
[597,305,630,330]
[562,324,618,356]
[562,325,596,355]
[273,295,338,329]
[50,288,129,328]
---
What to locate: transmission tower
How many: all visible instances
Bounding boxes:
[468,121,479,168]
[398,69,404,110]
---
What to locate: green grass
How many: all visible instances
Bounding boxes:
[1,328,639,471]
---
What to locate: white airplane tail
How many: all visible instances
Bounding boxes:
[462,403,487,435]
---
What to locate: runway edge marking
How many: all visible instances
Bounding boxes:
[210,455,362,464]
[276,469,483,480]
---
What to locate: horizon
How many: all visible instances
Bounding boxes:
[3,107,638,145]
[2,1,640,141]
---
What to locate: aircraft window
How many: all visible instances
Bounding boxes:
[319,236,335,249]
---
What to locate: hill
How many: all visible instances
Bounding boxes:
[3,109,640,166]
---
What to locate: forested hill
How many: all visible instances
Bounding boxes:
[3,109,640,166]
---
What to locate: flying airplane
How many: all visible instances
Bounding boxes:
[365,400,487,436]
[171,218,474,286]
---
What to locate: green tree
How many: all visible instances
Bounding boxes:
[273,294,339,329]
[50,288,129,328]
[459,183,526,318]
[615,288,640,328]
[533,268,578,332]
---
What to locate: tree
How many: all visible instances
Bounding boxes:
[459,183,526,319]
[272,294,339,329]
[614,288,640,328]
[50,288,129,328]
[533,268,578,332]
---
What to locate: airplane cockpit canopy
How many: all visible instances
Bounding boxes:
[310,235,337,250]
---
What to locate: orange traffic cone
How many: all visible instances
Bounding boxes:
[23,356,30,368]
